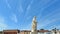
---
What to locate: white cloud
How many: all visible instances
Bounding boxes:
[26,16,32,20]
[20,22,31,30]
[49,25,60,30]
[19,5,23,12]
[38,0,58,18]
[26,0,33,11]
[10,14,18,23]
[0,16,8,30]
[45,8,60,18]
[27,5,31,11]
[37,18,60,29]
[37,8,60,29]
[18,4,24,15]
[5,0,11,9]
[24,0,34,16]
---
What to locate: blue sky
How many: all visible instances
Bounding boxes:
[0,0,60,31]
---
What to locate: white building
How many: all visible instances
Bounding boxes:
[51,28,60,34]
[37,29,51,34]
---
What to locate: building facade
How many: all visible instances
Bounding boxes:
[20,29,51,34]
[37,29,51,34]
[51,28,60,34]
[0,28,59,34]
[3,30,20,34]
[20,30,30,34]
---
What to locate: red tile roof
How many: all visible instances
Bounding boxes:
[3,30,20,33]
[20,30,50,32]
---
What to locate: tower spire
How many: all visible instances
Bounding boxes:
[32,16,36,22]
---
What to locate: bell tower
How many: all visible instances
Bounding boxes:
[31,16,37,34]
